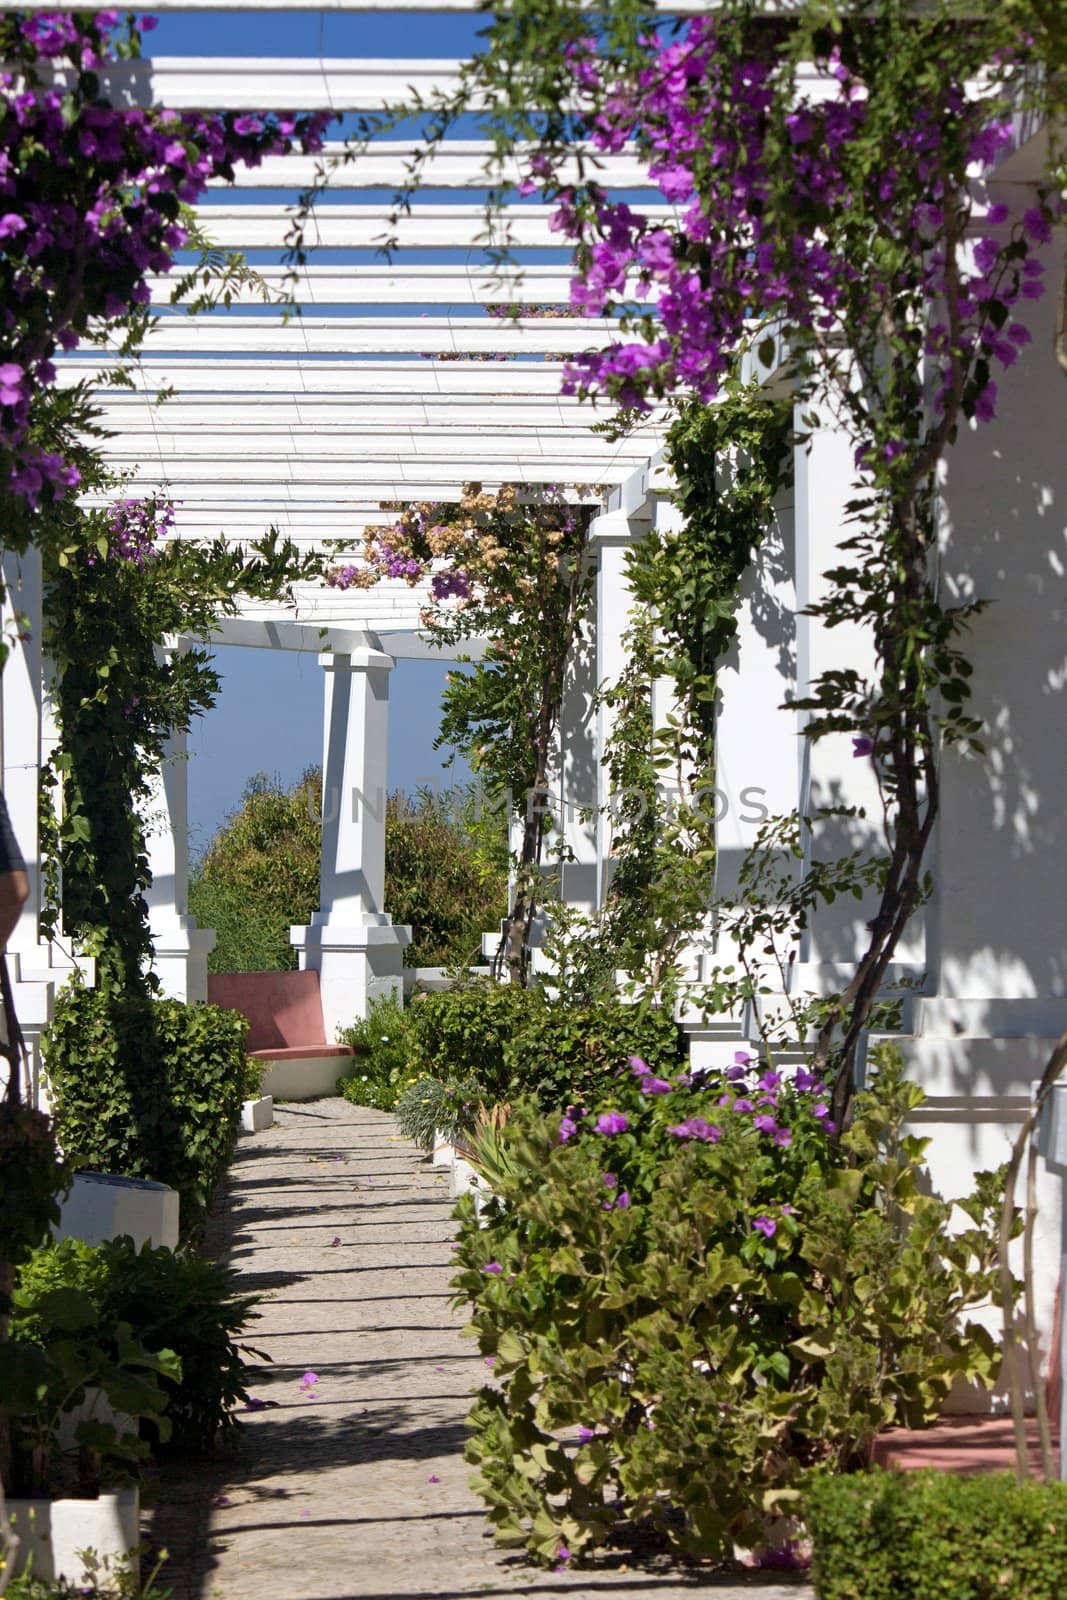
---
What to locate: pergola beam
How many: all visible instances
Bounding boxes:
[112,313,625,356]
[190,202,673,249]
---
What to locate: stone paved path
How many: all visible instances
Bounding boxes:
[148,1098,815,1600]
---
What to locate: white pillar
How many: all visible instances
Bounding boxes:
[291,645,410,1032]
[557,549,599,916]
[791,408,906,988]
[590,510,640,910]
[144,725,215,1003]
[0,551,89,1105]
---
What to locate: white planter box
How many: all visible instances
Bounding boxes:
[432,1128,456,1168]
[241,1094,274,1133]
[56,1173,179,1251]
[450,1156,494,1218]
[5,1488,139,1585]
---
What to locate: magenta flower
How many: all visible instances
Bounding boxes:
[774,1127,793,1148]
[615,1191,631,1209]
[577,1426,598,1443]
[852,736,874,757]
[733,1098,755,1115]
[753,1215,777,1238]
[558,1116,578,1144]
[795,1068,819,1092]
[427,1474,440,1483]
[300,1371,319,1387]
[668,1117,721,1143]
[482,1262,503,1275]
[754,1114,778,1134]
[602,1172,617,1188]
[629,1054,648,1076]
[1023,206,1052,245]
[640,1075,673,1095]
[596,1112,629,1136]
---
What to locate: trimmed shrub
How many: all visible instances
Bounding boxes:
[13,1235,264,1456]
[807,1469,1067,1600]
[415,980,545,1101]
[42,982,255,1232]
[414,982,683,1110]
[506,992,685,1109]
[452,1048,1004,1566]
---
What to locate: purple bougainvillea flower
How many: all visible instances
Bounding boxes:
[558,1116,578,1144]
[596,1112,629,1136]
[615,1191,631,1209]
[852,735,874,757]
[577,1426,598,1443]
[330,1237,341,1247]
[628,1055,647,1075]
[213,1494,232,1507]
[485,1356,494,1368]
[753,1215,777,1238]
[760,1070,782,1091]
[244,1397,268,1411]
[753,1114,778,1134]
[427,1475,440,1483]
[603,1172,618,1188]
[668,1117,721,1143]
[725,1064,747,1081]
[734,1049,754,1065]
[812,1102,830,1119]
[774,1127,793,1148]
[795,1067,819,1092]
[300,1371,319,1387]
[482,1262,503,1274]
[733,1098,755,1114]
[640,1075,673,1095]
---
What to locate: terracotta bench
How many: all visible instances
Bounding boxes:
[207,970,356,1101]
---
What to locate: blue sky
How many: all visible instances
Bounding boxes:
[155,9,488,848]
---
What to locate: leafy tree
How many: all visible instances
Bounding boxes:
[189,772,507,973]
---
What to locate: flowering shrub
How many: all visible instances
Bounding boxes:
[328,483,593,981]
[453,1046,1005,1566]
[0,9,332,518]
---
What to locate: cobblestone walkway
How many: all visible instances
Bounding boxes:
[148,1098,815,1600]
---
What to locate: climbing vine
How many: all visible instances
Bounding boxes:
[40,488,324,993]
[329,484,593,983]
[343,0,1064,1125]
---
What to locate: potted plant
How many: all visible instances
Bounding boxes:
[0,1285,178,1586]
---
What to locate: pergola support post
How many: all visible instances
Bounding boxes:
[291,646,410,1033]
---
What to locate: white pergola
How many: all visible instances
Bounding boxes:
[5,6,683,1038]
[7,3,1067,1305]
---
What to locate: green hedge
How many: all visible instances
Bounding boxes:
[42,982,255,1233]
[807,1470,1067,1600]
[415,981,684,1109]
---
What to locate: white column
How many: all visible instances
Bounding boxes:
[590,510,640,910]
[291,645,410,1032]
[557,549,599,916]
[144,724,215,1004]
[0,550,89,1105]
[791,408,903,988]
